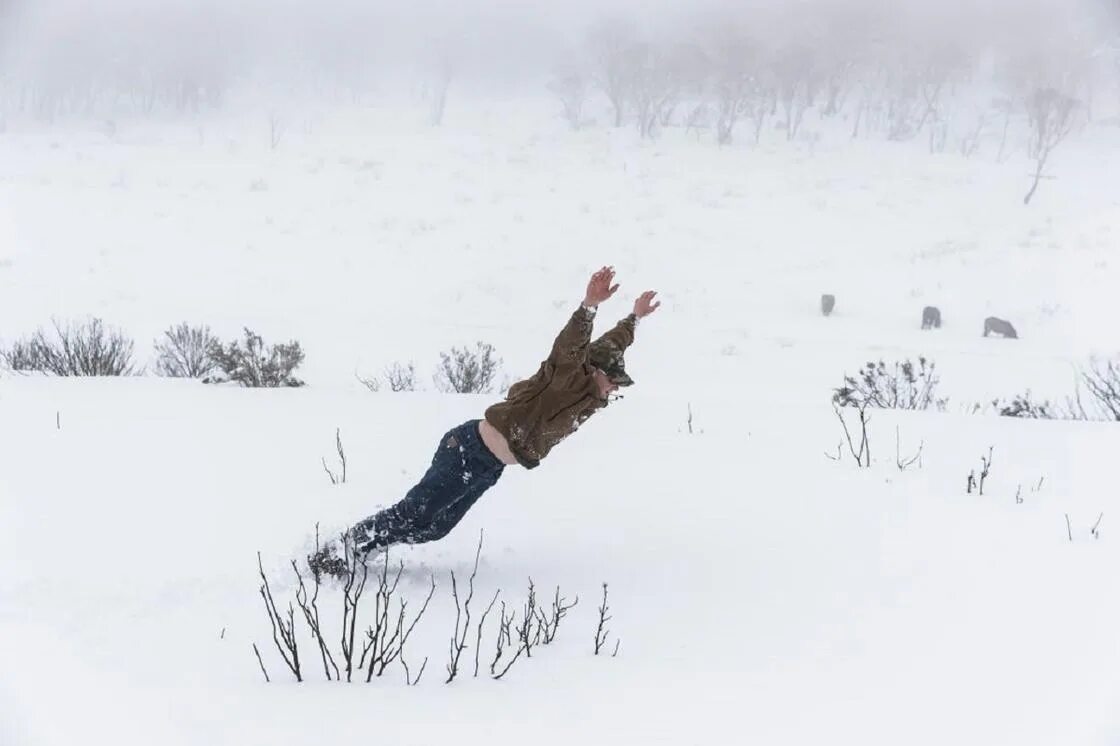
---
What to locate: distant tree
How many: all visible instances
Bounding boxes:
[428,56,454,127]
[547,69,590,130]
[588,20,638,128]
[707,32,757,146]
[628,44,681,139]
[772,43,815,141]
[1023,87,1077,205]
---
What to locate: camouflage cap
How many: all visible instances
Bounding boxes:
[588,341,634,387]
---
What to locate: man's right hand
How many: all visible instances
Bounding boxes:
[583,266,619,308]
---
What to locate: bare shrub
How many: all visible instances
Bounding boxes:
[537,586,578,645]
[833,358,947,411]
[360,555,436,682]
[208,328,305,387]
[3,318,137,376]
[384,362,418,392]
[355,371,380,392]
[831,401,871,468]
[258,534,601,686]
[966,447,994,496]
[154,323,218,378]
[434,342,501,394]
[1081,358,1120,421]
[492,579,541,680]
[358,362,420,392]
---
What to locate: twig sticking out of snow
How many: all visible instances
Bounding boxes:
[322,427,347,485]
[474,590,500,678]
[446,531,484,683]
[895,425,924,471]
[594,583,613,656]
[833,402,871,467]
[252,643,271,683]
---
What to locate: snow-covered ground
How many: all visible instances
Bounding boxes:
[1,100,1119,745]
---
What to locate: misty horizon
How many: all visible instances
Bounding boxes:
[0,0,1116,116]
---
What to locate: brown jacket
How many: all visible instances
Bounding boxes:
[484,306,637,469]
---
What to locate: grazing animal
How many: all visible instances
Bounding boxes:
[983,316,1018,338]
[820,294,835,317]
[921,306,942,329]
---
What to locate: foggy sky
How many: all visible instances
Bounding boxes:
[0,0,1116,97]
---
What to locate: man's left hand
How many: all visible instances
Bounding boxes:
[634,290,661,318]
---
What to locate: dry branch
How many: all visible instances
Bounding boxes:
[257,552,302,682]
[594,583,612,655]
[474,590,501,677]
[252,642,271,683]
[446,531,484,683]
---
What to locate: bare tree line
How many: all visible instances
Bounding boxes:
[0,3,1114,131]
[547,11,1113,155]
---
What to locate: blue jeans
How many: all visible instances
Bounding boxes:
[350,420,505,553]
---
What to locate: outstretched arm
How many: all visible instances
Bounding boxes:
[593,290,660,351]
[548,266,620,366]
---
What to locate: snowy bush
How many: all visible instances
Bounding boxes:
[207,328,305,387]
[356,362,421,393]
[976,358,1120,422]
[993,391,1058,419]
[154,323,218,378]
[2,318,138,376]
[386,362,419,392]
[434,342,501,394]
[833,358,947,411]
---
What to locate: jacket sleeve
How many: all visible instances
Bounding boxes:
[592,314,638,351]
[548,305,596,367]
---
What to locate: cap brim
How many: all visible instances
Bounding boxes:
[610,372,635,387]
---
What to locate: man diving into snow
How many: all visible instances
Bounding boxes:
[312,267,659,573]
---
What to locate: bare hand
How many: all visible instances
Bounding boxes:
[633,290,660,318]
[583,266,619,307]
